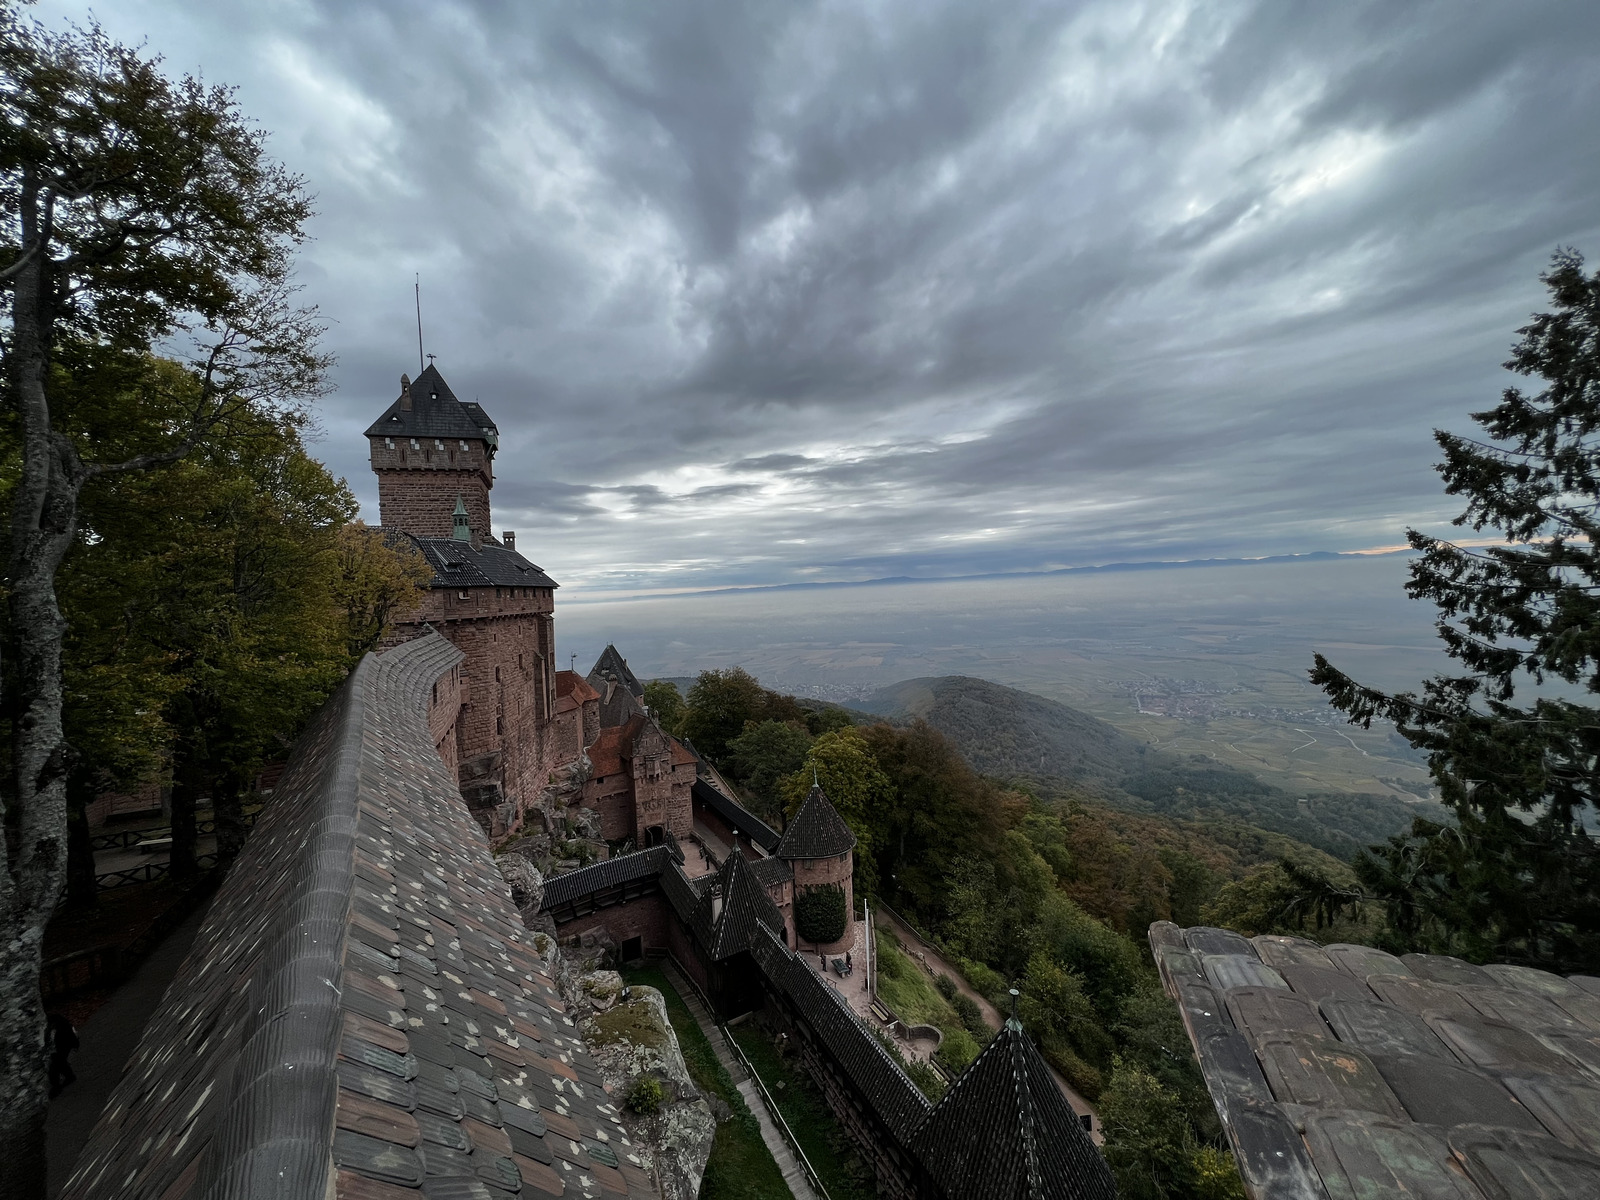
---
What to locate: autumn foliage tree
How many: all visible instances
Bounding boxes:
[1313,250,1600,971]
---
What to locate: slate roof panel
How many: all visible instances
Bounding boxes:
[1368,1052,1546,1133]
[1318,995,1456,1061]
[1300,1111,1482,1200]
[1202,954,1287,992]
[1324,943,1411,980]
[1223,1101,1329,1200]
[1159,921,1600,1200]
[1498,1074,1600,1156]
[1403,952,1497,989]
[909,1018,1117,1200]
[1254,1032,1407,1118]
[1449,1125,1600,1200]
[692,777,781,852]
[1278,964,1375,1004]
[775,784,857,859]
[363,366,500,442]
[406,536,558,591]
[1184,927,1256,958]
[1253,935,1336,971]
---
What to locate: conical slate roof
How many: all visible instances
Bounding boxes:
[704,850,785,960]
[588,643,644,698]
[776,784,857,860]
[364,364,500,444]
[910,1017,1117,1200]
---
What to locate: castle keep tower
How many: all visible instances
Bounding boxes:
[366,365,499,543]
[368,365,561,836]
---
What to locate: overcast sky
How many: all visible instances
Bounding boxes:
[44,0,1600,593]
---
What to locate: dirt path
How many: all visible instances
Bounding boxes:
[873,902,1101,1138]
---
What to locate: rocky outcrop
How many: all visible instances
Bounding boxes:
[496,852,544,924]
[578,981,716,1200]
[511,892,714,1199]
[537,752,591,830]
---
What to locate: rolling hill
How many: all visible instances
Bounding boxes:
[862,675,1443,860]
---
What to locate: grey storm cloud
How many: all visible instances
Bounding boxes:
[42,0,1600,592]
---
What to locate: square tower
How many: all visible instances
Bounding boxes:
[365,364,498,542]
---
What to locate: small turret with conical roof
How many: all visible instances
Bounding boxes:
[910,997,1116,1199]
[778,781,857,953]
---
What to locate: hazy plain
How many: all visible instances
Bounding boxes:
[558,553,1450,798]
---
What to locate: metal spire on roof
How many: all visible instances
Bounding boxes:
[415,274,424,373]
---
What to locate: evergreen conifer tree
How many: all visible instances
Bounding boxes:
[1311,249,1600,971]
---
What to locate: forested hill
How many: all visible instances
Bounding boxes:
[861,676,1148,781]
[861,675,1442,859]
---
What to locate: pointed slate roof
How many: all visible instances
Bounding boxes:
[703,850,786,960]
[363,364,500,444]
[588,643,644,698]
[776,783,857,860]
[910,1017,1117,1200]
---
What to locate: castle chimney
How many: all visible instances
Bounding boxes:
[400,374,413,412]
[503,530,515,550]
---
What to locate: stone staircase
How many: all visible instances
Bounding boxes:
[660,960,820,1200]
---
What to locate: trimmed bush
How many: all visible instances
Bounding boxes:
[795,883,847,944]
[935,974,958,1001]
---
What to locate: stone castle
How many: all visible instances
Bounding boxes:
[63,364,1116,1200]
[364,364,860,958]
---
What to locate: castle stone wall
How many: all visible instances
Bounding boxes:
[369,435,493,542]
[792,851,855,953]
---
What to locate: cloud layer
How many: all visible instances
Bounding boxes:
[43,0,1600,591]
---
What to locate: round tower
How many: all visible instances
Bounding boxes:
[776,783,857,954]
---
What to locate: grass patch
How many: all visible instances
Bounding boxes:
[620,965,790,1200]
[730,1022,879,1200]
[872,930,981,1073]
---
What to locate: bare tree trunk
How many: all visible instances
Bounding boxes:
[64,773,97,911]
[213,769,246,861]
[1,186,80,1200]
[168,751,202,881]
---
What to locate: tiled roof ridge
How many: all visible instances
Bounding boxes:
[1009,1023,1044,1194]
[60,652,382,1199]
[747,923,933,1139]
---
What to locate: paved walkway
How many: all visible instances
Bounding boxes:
[47,898,213,1196]
[660,960,818,1200]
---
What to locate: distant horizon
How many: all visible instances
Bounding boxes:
[555,545,1420,603]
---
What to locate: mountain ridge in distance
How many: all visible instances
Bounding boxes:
[860,674,1442,859]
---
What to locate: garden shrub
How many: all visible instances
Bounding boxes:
[796,883,847,944]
